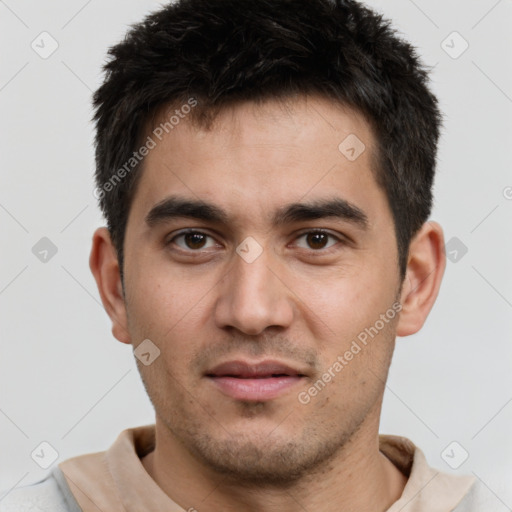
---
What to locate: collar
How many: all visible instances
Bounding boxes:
[58,425,476,512]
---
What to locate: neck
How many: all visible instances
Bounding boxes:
[141,411,407,512]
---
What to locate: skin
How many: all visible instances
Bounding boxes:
[90,94,446,512]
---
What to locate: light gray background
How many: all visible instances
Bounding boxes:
[1,0,511,506]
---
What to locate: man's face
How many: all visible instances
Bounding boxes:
[122,95,403,482]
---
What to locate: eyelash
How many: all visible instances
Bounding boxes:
[166,229,345,254]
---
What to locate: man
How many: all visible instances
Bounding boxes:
[1,0,492,510]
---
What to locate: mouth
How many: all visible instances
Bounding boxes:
[205,360,307,401]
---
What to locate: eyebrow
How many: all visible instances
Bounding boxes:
[145,195,368,230]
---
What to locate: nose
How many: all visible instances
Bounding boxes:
[213,243,294,336]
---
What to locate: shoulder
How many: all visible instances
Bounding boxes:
[454,477,510,511]
[0,468,81,512]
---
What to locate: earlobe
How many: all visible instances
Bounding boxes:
[89,227,132,344]
[396,221,446,337]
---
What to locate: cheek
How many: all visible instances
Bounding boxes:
[292,263,395,335]
[127,266,204,335]
[127,273,211,368]
[291,264,399,391]
[302,315,397,419]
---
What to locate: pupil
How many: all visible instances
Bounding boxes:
[186,233,206,249]
[308,232,327,249]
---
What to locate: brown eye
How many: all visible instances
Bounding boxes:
[295,230,340,251]
[170,231,217,251]
[306,232,329,249]
[183,232,207,249]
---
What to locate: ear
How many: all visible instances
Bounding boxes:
[89,227,131,344]
[396,221,446,337]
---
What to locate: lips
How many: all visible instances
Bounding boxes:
[207,360,305,378]
[206,360,306,401]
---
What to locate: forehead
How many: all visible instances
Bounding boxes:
[127,95,388,231]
